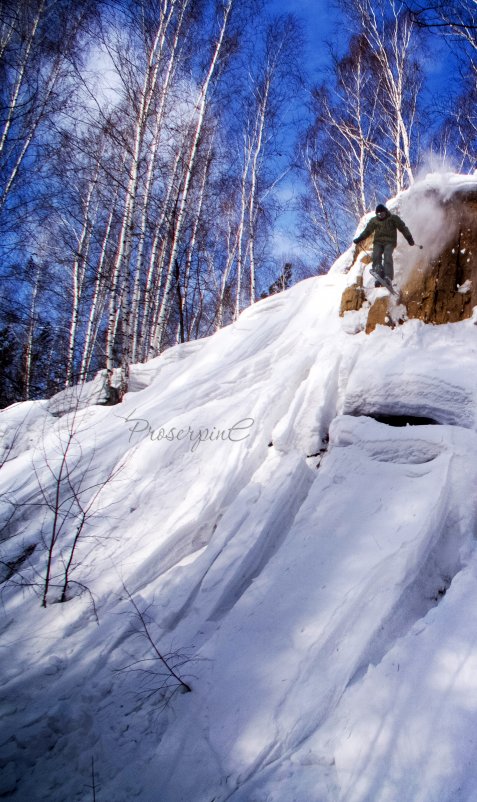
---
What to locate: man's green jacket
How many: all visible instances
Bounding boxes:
[354,213,414,247]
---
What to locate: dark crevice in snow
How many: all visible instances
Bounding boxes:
[366,413,440,427]
[307,434,330,468]
[307,434,330,459]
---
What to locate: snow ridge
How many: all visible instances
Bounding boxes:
[2,189,477,800]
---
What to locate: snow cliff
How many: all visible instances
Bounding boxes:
[1,174,477,801]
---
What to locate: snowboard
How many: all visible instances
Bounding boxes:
[370,268,398,296]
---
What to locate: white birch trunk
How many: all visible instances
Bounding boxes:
[105,10,178,374]
[79,195,118,379]
[129,124,161,364]
[0,9,16,62]
[0,2,70,211]
[22,262,41,400]
[151,0,233,352]
[140,144,184,359]
[233,130,254,320]
[0,43,66,210]
[247,76,270,307]
[358,0,417,193]
[143,237,168,359]
[65,164,100,386]
[216,223,239,329]
[129,1,190,362]
[0,0,45,158]
[179,135,214,342]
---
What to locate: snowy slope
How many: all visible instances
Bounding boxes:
[2,176,477,802]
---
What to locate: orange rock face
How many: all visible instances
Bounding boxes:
[341,190,477,332]
[365,296,390,334]
[339,282,366,316]
[402,192,477,324]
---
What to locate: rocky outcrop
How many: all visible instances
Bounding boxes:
[402,190,477,323]
[340,275,366,315]
[365,296,390,334]
[341,189,477,332]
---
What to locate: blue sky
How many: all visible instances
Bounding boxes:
[272,0,336,75]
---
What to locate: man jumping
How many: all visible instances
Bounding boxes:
[353,203,414,291]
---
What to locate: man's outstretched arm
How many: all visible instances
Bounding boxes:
[353,219,376,244]
[394,215,414,245]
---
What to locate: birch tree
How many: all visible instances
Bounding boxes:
[301,1,423,265]
[300,33,381,262]
[22,260,42,401]
[64,155,102,387]
[99,0,200,390]
[347,0,422,193]
[128,0,194,362]
[0,0,307,402]
[104,7,176,377]
[0,0,99,218]
[407,0,477,59]
[233,14,302,317]
[150,0,235,353]
[79,189,120,382]
[407,0,477,170]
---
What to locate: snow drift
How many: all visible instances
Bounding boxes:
[2,174,477,801]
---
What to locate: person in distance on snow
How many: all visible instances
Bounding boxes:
[353,203,414,289]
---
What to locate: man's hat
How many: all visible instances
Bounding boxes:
[375,204,388,214]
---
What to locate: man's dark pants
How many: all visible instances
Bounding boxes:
[372,242,395,280]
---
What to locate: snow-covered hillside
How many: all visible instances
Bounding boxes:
[2,175,477,801]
